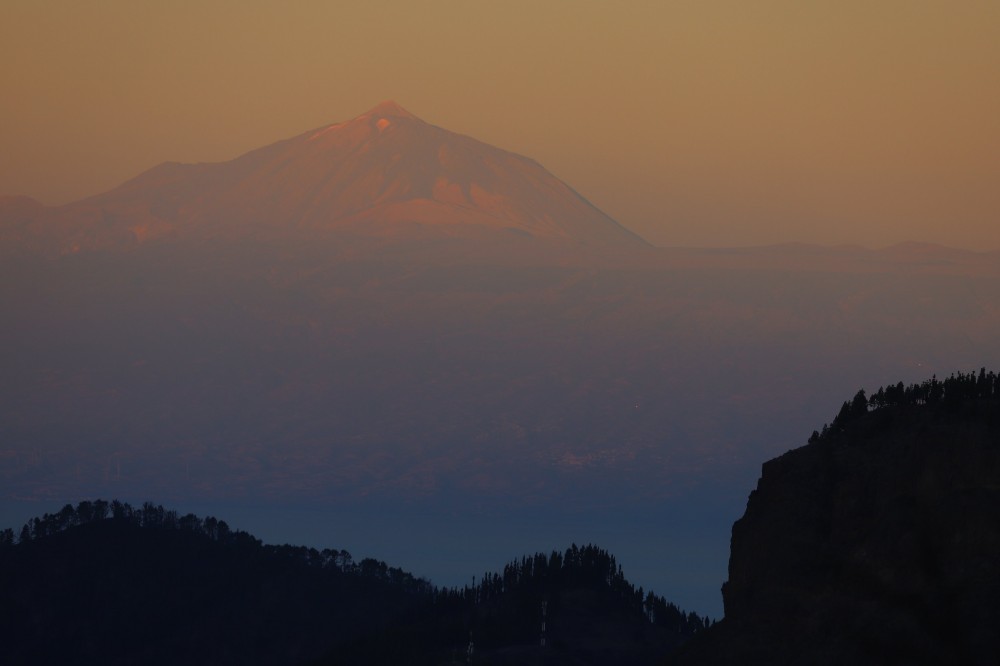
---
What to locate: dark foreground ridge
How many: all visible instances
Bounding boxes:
[0,501,707,665]
[670,369,1000,665]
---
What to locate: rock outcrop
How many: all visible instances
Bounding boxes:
[671,393,1000,665]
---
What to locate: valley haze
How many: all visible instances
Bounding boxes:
[2,103,1000,617]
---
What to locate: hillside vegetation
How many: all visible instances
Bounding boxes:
[0,501,706,665]
[671,369,1000,665]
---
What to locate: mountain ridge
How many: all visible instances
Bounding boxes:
[0,499,707,665]
[0,101,647,255]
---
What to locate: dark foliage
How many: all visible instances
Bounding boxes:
[672,368,1000,665]
[0,501,704,665]
[809,367,1000,443]
[0,500,431,665]
[328,544,709,665]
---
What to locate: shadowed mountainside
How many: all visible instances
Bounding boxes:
[669,370,1000,665]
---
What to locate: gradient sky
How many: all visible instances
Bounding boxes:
[2,1,998,249]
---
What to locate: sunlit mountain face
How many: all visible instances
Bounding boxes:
[0,101,644,256]
[2,103,1000,615]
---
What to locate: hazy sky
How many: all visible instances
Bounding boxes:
[2,1,998,249]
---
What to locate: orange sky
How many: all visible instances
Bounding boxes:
[2,1,998,249]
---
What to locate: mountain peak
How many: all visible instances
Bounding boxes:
[362,100,417,120]
[4,100,649,254]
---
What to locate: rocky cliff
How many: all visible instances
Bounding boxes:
[671,381,1000,665]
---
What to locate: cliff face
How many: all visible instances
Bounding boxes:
[673,400,1000,665]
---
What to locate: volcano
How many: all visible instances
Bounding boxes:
[1,101,646,255]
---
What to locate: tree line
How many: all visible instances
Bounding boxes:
[442,543,710,636]
[0,499,430,594]
[1,500,708,663]
[810,367,999,443]
[1,501,710,631]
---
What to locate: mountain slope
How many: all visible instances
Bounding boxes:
[0,101,646,255]
[0,501,704,666]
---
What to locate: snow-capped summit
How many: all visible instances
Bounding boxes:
[363,99,418,119]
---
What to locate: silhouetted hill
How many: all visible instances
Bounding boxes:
[0,502,432,665]
[669,370,1000,665]
[0,501,705,665]
[326,543,709,666]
